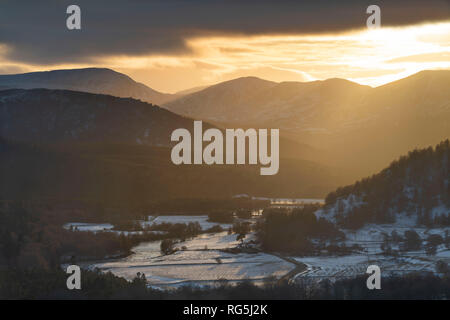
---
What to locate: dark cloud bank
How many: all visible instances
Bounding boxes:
[0,0,448,64]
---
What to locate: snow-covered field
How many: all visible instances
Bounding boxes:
[292,254,446,280]
[63,222,114,232]
[94,250,293,288]
[142,215,232,231]
[90,231,294,289]
[292,224,450,282]
[252,197,325,205]
[176,232,244,250]
[65,215,450,289]
[63,222,166,235]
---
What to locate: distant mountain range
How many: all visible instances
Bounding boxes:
[0,68,176,105]
[1,67,448,186]
[164,70,450,179]
[164,76,370,128]
[164,70,449,132]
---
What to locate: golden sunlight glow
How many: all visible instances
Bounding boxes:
[2,22,449,92]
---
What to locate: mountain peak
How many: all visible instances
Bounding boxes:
[0,67,176,105]
[377,69,450,89]
[212,76,277,88]
[321,77,361,85]
[0,67,126,80]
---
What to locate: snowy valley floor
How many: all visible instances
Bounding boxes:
[65,215,450,289]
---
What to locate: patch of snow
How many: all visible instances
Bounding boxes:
[431,204,449,219]
[144,215,232,231]
[63,222,114,232]
[90,231,295,288]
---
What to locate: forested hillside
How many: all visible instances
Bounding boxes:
[0,89,190,147]
[321,140,450,228]
[0,138,339,205]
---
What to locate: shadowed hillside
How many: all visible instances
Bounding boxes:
[0,89,191,146]
[0,138,341,204]
[320,139,450,229]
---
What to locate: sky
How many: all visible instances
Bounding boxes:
[0,0,449,93]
